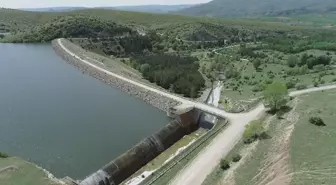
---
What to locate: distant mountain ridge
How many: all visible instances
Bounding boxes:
[22,4,195,14]
[177,0,336,17]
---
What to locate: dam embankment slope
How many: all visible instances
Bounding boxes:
[52,39,179,111]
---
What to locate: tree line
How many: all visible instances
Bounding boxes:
[132,54,205,98]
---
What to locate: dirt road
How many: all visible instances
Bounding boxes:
[170,85,336,185]
[57,38,336,185]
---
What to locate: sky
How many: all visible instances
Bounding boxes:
[0,0,211,9]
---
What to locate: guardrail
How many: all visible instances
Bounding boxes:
[142,118,228,185]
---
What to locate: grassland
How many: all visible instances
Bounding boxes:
[257,13,336,29]
[203,89,336,185]
[0,157,64,185]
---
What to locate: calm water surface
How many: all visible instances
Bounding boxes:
[0,43,169,179]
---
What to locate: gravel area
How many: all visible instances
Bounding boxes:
[52,39,179,112]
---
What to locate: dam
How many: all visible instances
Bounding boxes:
[51,39,222,185]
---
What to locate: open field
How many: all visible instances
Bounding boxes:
[258,14,336,29]
[203,89,336,185]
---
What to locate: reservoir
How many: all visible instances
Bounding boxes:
[0,43,170,179]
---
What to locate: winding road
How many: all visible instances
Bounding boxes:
[57,38,336,185]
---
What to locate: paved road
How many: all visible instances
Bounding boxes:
[57,38,336,185]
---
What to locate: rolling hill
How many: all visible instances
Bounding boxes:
[22,4,195,14]
[177,0,336,17]
[0,8,306,43]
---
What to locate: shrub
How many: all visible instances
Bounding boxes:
[232,154,242,162]
[0,152,9,158]
[296,84,307,90]
[252,84,264,92]
[309,117,326,126]
[243,120,266,144]
[220,159,230,170]
[314,81,319,87]
[286,81,296,89]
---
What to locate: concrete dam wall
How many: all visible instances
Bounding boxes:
[80,108,201,185]
[52,39,204,185]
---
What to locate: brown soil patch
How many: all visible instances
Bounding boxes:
[253,99,300,185]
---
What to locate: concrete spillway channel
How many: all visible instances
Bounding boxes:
[80,108,202,185]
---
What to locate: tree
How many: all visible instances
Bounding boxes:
[299,53,309,66]
[139,63,150,73]
[252,59,262,70]
[287,55,298,68]
[263,82,288,111]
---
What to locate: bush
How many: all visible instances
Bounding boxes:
[252,83,265,92]
[286,81,296,89]
[232,154,242,162]
[0,152,9,158]
[314,81,319,87]
[243,120,266,144]
[220,159,230,170]
[296,84,307,90]
[309,117,326,126]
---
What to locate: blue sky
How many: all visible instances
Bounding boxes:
[0,0,211,9]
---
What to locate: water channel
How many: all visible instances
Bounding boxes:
[0,43,170,179]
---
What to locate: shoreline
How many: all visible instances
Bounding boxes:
[51,39,180,112]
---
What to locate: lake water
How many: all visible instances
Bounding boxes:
[0,43,169,179]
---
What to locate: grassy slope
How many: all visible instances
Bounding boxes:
[204,89,336,185]
[290,90,336,184]
[177,0,336,17]
[0,8,309,40]
[0,157,63,185]
[257,13,336,29]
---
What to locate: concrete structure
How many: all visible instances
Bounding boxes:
[80,107,202,185]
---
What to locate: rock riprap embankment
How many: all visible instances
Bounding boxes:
[52,39,180,111]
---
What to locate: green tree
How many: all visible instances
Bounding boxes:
[252,59,262,70]
[139,63,150,73]
[287,55,298,68]
[263,82,288,111]
[299,53,309,66]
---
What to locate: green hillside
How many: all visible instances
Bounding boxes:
[4,15,134,43]
[177,0,336,18]
[0,8,307,42]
